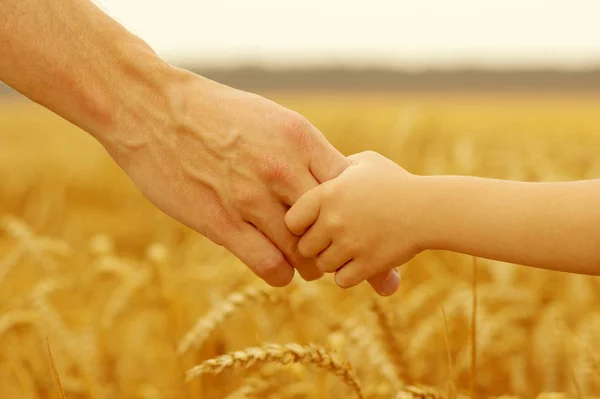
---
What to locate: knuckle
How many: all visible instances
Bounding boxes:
[281,113,312,147]
[320,183,338,202]
[200,208,236,247]
[261,157,293,184]
[326,213,345,234]
[341,236,361,253]
[233,188,261,209]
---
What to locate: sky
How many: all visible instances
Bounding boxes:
[92,0,600,69]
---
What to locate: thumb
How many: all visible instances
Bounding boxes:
[367,269,401,297]
[308,132,351,183]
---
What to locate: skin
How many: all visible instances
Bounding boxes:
[286,151,600,289]
[0,0,400,295]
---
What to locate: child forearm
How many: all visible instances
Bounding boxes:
[417,176,600,274]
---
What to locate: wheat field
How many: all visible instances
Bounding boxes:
[1,92,600,399]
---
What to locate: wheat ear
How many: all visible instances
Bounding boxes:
[395,385,444,399]
[185,343,363,398]
[101,270,150,328]
[177,285,281,355]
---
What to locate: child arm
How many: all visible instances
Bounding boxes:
[419,176,600,274]
[286,151,600,291]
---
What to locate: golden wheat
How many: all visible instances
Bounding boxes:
[185,342,364,398]
[2,94,600,398]
[371,298,404,380]
[394,385,444,399]
[178,285,283,355]
[342,313,400,392]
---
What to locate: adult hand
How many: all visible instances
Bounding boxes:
[0,0,399,294]
[103,74,400,294]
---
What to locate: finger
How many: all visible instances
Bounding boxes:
[249,203,323,281]
[335,262,401,296]
[308,132,352,183]
[297,217,332,259]
[285,185,324,236]
[279,171,318,207]
[367,269,401,297]
[316,244,353,274]
[333,260,363,289]
[223,222,295,287]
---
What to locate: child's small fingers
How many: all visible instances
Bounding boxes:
[367,268,401,297]
[285,186,324,236]
[335,260,400,292]
[316,244,353,273]
[333,260,365,289]
[297,219,332,259]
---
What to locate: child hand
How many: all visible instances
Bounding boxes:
[285,151,424,291]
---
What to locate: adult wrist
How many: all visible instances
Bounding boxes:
[90,40,197,164]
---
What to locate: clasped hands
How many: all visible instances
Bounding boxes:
[107,74,401,296]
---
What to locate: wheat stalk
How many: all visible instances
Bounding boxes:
[441,307,457,399]
[101,267,150,328]
[185,343,363,398]
[406,288,470,379]
[471,257,478,399]
[395,385,444,399]
[177,285,281,355]
[372,298,404,379]
[31,279,102,397]
[46,337,65,399]
[343,313,400,391]
[533,303,566,391]
[31,279,72,349]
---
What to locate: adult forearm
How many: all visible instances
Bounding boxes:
[419,176,600,274]
[0,0,188,152]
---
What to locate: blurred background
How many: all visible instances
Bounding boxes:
[1,1,600,399]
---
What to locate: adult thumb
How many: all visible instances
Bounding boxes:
[308,132,352,183]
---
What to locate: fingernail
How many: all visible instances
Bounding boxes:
[379,269,400,296]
